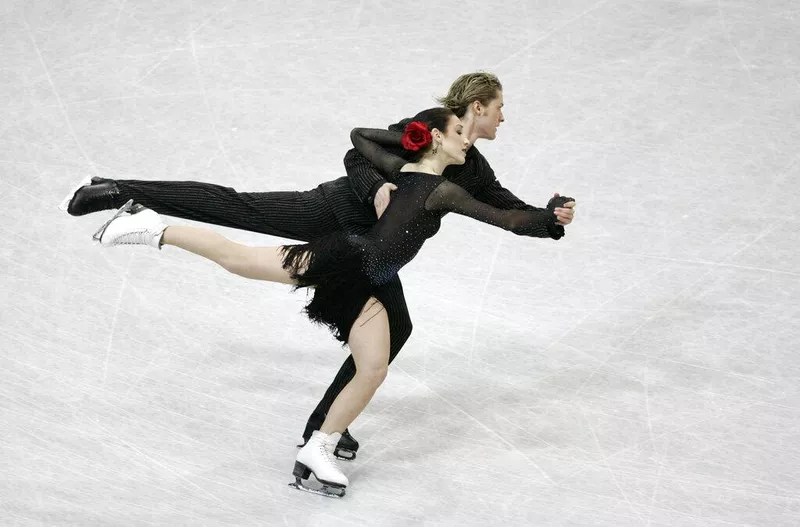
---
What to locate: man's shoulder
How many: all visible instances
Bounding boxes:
[388,117,413,132]
[466,144,488,163]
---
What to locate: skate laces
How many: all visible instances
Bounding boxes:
[111,230,151,245]
[104,213,164,247]
[106,220,156,245]
[319,438,341,470]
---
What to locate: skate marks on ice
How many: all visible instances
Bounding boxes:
[288,461,346,499]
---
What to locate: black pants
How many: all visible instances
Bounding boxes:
[115,179,413,438]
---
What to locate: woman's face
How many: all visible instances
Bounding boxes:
[437,115,471,165]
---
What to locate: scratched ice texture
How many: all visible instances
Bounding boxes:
[1,0,799,525]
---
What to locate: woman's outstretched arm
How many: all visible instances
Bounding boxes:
[424,180,573,238]
[349,128,407,176]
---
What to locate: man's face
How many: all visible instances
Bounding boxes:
[475,91,505,140]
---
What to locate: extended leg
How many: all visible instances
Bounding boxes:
[95,203,299,285]
[161,225,297,284]
[65,177,340,241]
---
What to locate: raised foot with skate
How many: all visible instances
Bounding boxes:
[92,199,167,249]
[60,176,121,216]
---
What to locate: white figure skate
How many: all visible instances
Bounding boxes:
[289,431,348,498]
[92,199,167,249]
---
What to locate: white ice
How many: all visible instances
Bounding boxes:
[1,0,799,525]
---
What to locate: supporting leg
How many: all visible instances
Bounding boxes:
[301,277,412,459]
[320,299,391,435]
[290,298,390,498]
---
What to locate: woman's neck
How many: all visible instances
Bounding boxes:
[402,157,447,176]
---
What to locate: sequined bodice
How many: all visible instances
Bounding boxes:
[350,172,446,285]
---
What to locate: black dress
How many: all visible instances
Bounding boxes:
[281,129,570,344]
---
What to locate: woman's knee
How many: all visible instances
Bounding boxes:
[218,247,243,275]
[220,249,255,278]
[348,297,390,383]
[356,361,388,386]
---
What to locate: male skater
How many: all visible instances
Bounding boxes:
[61,72,576,460]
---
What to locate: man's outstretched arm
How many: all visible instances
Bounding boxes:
[469,149,575,239]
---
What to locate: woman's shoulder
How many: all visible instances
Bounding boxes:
[396,167,441,180]
[397,163,421,174]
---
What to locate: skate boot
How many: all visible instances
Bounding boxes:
[298,425,359,461]
[92,200,167,249]
[289,431,348,498]
[332,429,359,461]
[59,176,123,216]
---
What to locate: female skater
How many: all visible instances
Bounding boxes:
[62,72,576,462]
[91,107,572,497]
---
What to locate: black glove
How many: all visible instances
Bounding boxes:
[544,195,574,239]
[546,195,574,212]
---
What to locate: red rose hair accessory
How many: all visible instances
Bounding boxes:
[401,121,432,151]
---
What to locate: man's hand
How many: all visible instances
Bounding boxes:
[374,182,398,218]
[552,193,576,226]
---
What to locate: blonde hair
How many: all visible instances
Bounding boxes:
[436,72,503,118]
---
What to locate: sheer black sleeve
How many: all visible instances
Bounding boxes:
[349,128,407,188]
[441,147,565,238]
[344,120,412,203]
[426,180,571,238]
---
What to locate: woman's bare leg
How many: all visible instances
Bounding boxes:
[320,299,390,434]
[162,225,389,433]
[161,225,297,284]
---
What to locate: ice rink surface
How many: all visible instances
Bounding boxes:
[2,0,799,525]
